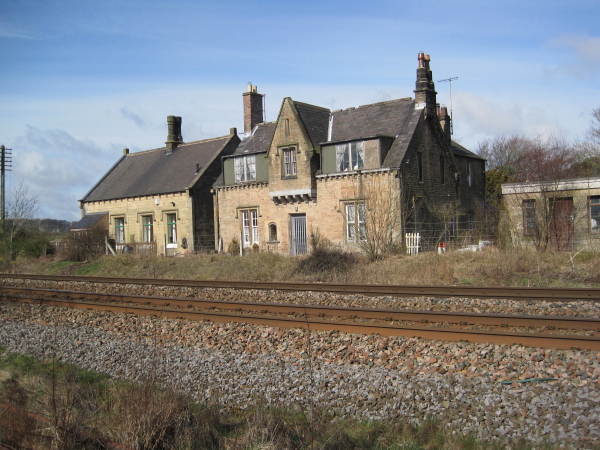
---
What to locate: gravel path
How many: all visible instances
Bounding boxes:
[1,299,600,448]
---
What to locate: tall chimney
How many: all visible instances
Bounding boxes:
[243,83,264,135]
[414,53,437,117]
[438,105,451,144]
[166,116,183,152]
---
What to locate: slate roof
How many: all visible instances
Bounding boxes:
[230,122,276,157]
[325,98,421,168]
[451,141,486,160]
[294,101,330,148]
[71,212,107,230]
[82,136,232,202]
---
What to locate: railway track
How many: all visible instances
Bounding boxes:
[2,285,600,351]
[1,273,600,301]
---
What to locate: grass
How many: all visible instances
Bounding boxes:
[2,348,572,450]
[11,246,600,288]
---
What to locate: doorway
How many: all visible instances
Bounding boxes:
[290,214,307,255]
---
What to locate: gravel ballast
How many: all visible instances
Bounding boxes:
[1,281,600,448]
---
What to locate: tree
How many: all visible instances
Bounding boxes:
[1,181,41,262]
[349,172,402,260]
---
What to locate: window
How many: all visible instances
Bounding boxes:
[346,202,366,241]
[282,148,297,178]
[268,223,278,242]
[284,118,290,136]
[336,141,364,172]
[448,217,457,238]
[590,196,600,233]
[440,155,445,184]
[523,200,536,236]
[234,155,256,183]
[466,162,473,187]
[114,217,124,243]
[167,213,177,244]
[242,210,259,247]
[417,152,423,182]
[467,213,475,230]
[142,215,153,242]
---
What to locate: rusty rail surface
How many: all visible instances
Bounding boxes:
[1,273,600,302]
[2,287,600,351]
[1,286,600,330]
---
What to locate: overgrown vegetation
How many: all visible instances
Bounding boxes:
[9,245,600,288]
[0,348,565,450]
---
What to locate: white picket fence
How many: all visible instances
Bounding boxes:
[405,232,421,255]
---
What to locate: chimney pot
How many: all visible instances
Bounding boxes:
[247,82,252,93]
[166,115,183,152]
[123,148,129,155]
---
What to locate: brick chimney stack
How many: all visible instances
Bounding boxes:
[165,116,183,152]
[243,83,264,135]
[438,105,451,144]
[414,53,437,117]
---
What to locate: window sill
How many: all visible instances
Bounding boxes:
[167,243,178,249]
[281,176,297,180]
[266,240,280,244]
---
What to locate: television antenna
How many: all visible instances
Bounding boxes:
[437,76,458,135]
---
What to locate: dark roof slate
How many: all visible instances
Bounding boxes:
[71,212,107,230]
[82,136,231,202]
[294,101,330,148]
[451,141,486,160]
[231,122,276,156]
[326,98,421,168]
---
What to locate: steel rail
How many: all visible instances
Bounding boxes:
[2,286,600,331]
[1,273,600,302]
[4,293,600,351]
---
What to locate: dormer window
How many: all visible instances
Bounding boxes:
[234,155,256,182]
[336,141,364,172]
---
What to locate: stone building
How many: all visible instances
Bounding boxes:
[79,116,239,255]
[213,53,486,255]
[502,177,600,251]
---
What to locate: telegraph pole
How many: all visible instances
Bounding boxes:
[0,145,12,229]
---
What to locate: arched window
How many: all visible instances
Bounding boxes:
[268,223,278,242]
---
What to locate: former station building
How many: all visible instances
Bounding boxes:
[77,53,486,256]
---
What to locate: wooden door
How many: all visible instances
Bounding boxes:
[551,198,574,251]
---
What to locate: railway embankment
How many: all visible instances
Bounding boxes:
[1,278,600,447]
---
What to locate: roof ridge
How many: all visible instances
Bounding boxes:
[357,97,413,109]
[126,135,230,156]
[292,100,331,112]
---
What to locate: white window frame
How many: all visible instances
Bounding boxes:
[142,215,154,242]
[234,155,256,183]
[282,148,297,177]
[242,209,259,247]
[336,141,365,172]
[346,202,367,242]
[167,213,177,245]
[114,217,124,243]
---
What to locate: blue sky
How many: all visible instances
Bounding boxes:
[1,0,599,220]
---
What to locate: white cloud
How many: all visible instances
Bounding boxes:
[453,92,565,149]
[10,126,121,220]
[0,23,35,39]
[120,107,147,128]
[549,34,600,79]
